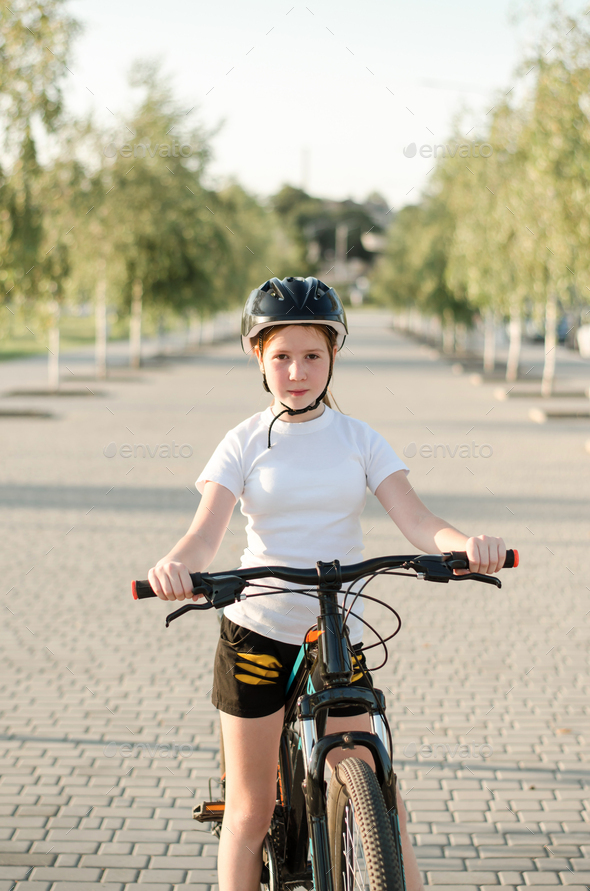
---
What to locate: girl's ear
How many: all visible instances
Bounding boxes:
[253,344,265,374]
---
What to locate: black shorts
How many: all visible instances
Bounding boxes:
[212,615,373,719]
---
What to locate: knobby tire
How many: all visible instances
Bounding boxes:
[327,757,405,891]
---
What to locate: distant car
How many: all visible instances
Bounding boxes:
[523,314,577,346]
[523,319,544,343]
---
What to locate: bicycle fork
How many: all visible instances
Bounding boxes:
[297,688,398,891]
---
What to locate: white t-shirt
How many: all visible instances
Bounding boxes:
[195,405,409,646]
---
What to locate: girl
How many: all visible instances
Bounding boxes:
[148,276,506,891]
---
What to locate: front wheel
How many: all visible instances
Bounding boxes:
[260,832,281,891]
[327,757,405,891]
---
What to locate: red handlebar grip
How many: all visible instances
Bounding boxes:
[131,579,157,599]
[504,549,518,568]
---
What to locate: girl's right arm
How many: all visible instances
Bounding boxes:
[148,481,237,602]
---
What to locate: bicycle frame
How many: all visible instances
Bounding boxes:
[268,560,402,889]
[143,551,516,888]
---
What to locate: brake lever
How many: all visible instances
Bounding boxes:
[452,572,502,588]
[407,557,502,588]
[164,575,248,627]
[165,600,213,627]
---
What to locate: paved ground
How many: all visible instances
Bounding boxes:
[1,311,589,890]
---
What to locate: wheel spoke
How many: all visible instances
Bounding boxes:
[342,800,370,891]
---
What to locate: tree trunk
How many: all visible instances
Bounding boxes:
[95,262,107,380]
[129,278,143,369]
[188,312,202,346]
[541,292,557,398]
[47,302,60,391]
[506,310,521,382]
[442,309,454,354]
[483,309,496,373]
[157,313,166,352]
[455,322,467,355]
[430,314,441,347]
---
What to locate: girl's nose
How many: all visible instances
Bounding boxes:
[289,362,305,380]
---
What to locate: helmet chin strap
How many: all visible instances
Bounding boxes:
[260,333,333,448]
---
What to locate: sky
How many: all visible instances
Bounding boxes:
[64,0,586,207]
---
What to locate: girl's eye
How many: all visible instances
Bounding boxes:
[272,353,321,360]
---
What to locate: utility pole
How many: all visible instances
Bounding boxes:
[335,222,348,281]
[300,147,310,193]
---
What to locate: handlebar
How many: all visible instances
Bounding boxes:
[132,549,519,608]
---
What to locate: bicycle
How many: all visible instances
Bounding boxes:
[133,548,518,890]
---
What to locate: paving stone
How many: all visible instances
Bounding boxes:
[28,866,103,881]
[133,844,169,856]
[49,885,123,891]
[149,857,217,869]
[53,852,82,866]
[0,866,33,880]
[0,855,55,867]
[498,874,524,886]
[0,884,52,891]
[80,854,149,867]
[427,872,499,884]
[102,867,141,882]
[136,870,187,882]
[98,843,135,854]
[419,859,465,870]
[535,859,574,871]
[470,859,535,871]
[120,886,172,891]
[30,841,99,854]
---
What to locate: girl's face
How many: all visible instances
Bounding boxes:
[256,325,337,416]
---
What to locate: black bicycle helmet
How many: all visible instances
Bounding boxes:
[241,276,348,447]
[241,276,348,353]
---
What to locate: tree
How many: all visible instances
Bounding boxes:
[371,189,474,350]
[0,0,80,375]
[513,13,590,395]
[97,61,220,367]
[445,105,528,379]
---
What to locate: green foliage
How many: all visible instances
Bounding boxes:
[271,185,323,271]
[0,0,80,147]
[0,0,80,332]
[372,4,590,336]
[270,185,379,276]
[372,195,473,324]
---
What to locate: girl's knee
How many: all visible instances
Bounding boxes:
[223,797,275,842]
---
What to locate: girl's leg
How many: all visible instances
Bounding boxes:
[325,713,425,891]
[217,707,284,891]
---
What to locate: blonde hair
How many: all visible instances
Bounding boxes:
[251,323,342,411]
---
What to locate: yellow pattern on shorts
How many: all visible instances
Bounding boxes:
[234,652,282,686]
[351,652,364,683]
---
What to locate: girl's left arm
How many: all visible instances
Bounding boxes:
[375,469,506,574]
